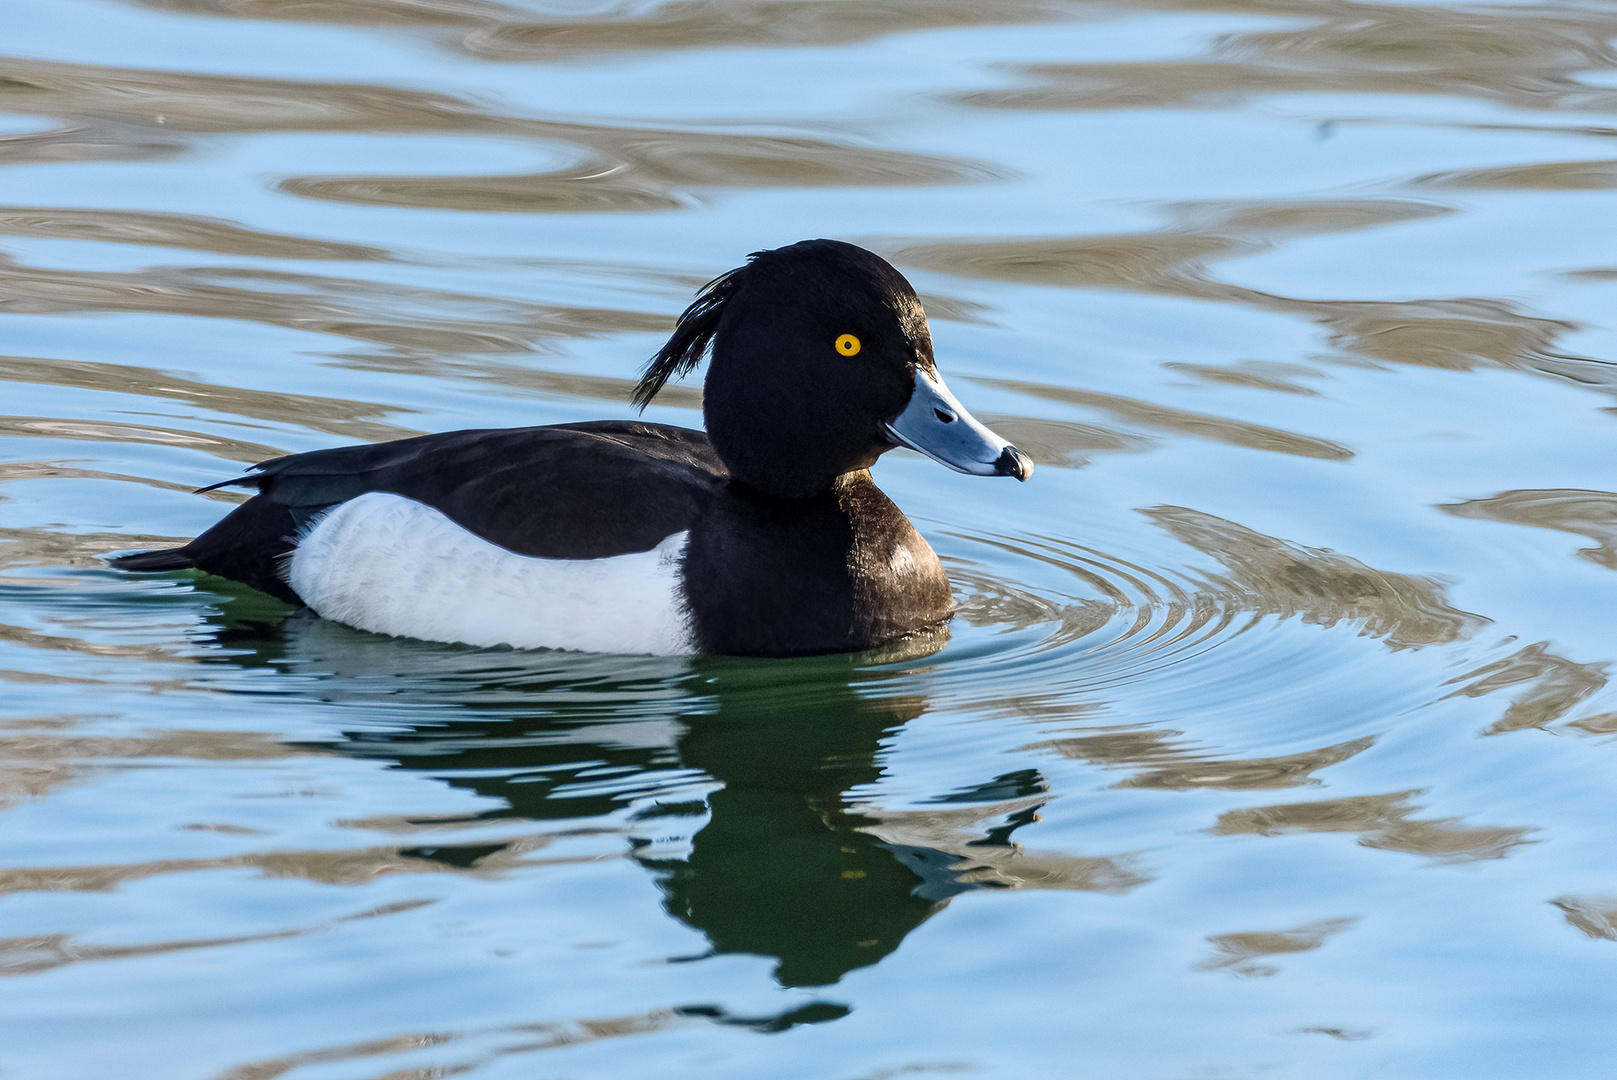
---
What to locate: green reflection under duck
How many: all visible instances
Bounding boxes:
[214,610,1046,989]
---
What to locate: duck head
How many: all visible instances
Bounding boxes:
[635,239,1032,499]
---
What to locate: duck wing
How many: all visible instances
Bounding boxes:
[112,421,727,603]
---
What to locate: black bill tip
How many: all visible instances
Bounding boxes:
[994,445,1034,481]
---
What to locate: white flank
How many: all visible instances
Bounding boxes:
[285,492,694,655]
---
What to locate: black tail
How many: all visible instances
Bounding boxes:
[109,547,196,572]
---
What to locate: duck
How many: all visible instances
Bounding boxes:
[110,239,1032,657]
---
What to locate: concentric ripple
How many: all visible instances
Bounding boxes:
[906,503,1490,750]
[947,530,1234,685]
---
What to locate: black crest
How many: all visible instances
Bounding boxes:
[632,262,748,410]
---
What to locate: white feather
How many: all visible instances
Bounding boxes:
[285,492,694,655]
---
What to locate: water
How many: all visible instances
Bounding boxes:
[5,0,1617,1076]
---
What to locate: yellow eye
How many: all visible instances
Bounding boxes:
[835,333,861,356]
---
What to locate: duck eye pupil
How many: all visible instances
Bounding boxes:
[835,334,861,356]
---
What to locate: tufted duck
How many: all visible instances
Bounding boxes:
[111,239,1031,656]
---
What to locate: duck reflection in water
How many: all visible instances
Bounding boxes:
[219,610,1049,991]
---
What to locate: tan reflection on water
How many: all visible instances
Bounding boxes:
[958,2,1617,115]
[499,0,1067,61]
[891,232,1240,294]
[1211,789,1534,863]
[0,830,602,897]
[0,57,482,134]
[126,0,1077,54]
[336,351,705,411]
[949,564,1116,636]
[1143,506,1481,649]
[0,57,996,214]
[972,414,1151,470]
[0,619,193,664]
[210,1005,703,1080]
[283,134,995,215]
[0,525,196,571]
[0,258,669,359]
[1417,158,1617,191]
[0,415,280,464]
[0,727,314,811]
[118,0,1617,117]
[1312,298,1573,374]
[1023,726,1188,768]
[0,354,423,446]
[1442,641,1608,736]
[886,206,1592,389]
[1443,489,1617,571]
[0,670,103,687]
[1162,360,1324,396]
[976,377,1351,461]
[333,812,543,835]
[1195,916,1358,979]
[0,120,188,167]
[464,0,1071,59]
[1114,736,1376,791]
[1552,895,1617,941]
[0,460,206,500]
[0,208,390,262]
[0,899,432,978]
[858,796,1148,894]
[0,727,316,764]
[1025,726,1373,790]
[132,0,524,29]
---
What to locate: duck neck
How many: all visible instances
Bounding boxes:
[725,468,878,505]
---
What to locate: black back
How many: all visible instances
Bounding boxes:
[121,421,726,604]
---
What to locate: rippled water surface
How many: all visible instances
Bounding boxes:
[8,1,1617,1076]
